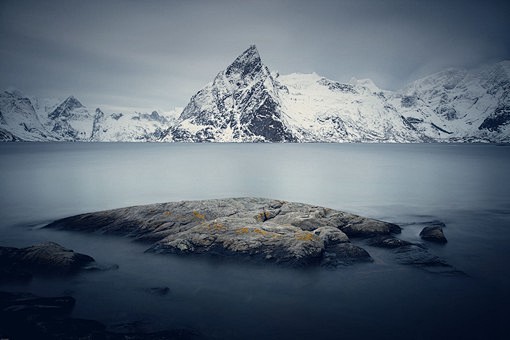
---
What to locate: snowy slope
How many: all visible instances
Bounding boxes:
[388,61,510,142]
[0,90,55,141]
[91,109,179,142]
[278,73,423,142]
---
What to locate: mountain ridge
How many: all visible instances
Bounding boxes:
[1,46,509,142]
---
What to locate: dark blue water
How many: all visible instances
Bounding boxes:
[1,143,509,339]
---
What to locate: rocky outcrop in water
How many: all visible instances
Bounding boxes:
[0,242,95,281]
[45,198,402,267]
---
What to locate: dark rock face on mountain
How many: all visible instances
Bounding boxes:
[91,107,105,139]
[48,96,84,120]
[45,197,402,267]
[479,105,510,132]
[133,110,169,124]
[0,127,18,141]
[0,242,95,281]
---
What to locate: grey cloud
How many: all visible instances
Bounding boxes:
[1,0,509,113]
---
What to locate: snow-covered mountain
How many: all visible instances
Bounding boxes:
[388,62,510,141]
[162,46,509,142]
[0,90,54,141]
[167,45,294,142]
[0,90,179,142]
[2,46,509,142]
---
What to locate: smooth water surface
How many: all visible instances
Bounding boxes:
[1,143,509,339]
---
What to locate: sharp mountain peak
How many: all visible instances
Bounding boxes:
[224,45,264,79]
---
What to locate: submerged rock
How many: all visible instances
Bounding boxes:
[321,243,372,267]
[366,236,460,274]
[420,225,448,243]
[0,247,32,281]
[145,287,171,296]
[0,291,75,316]
[394,245,449,267]
[0,291,200,340]
[0,242,95,281]
[45,197,402,267]
[367,235,413,249]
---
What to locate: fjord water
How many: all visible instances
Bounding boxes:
[0,143,509,339]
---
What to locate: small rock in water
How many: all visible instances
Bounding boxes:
[0,242,95,282]
[420,226,448,243]
[146,286,171,296]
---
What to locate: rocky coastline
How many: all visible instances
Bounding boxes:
[0,198,459,339]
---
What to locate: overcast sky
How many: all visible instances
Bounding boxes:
[1,0,509,113]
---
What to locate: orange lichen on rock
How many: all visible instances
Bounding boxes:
[256,212,264,222]
[253,228,268,235]
[235,226,271,236]
[193,211,205,220]
[295,231,315,241]
[208,222,226,231]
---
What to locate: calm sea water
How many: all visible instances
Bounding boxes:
[1,143,509,339]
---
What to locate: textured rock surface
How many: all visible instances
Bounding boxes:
[45,197,401,267]
[0,242,95,281]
